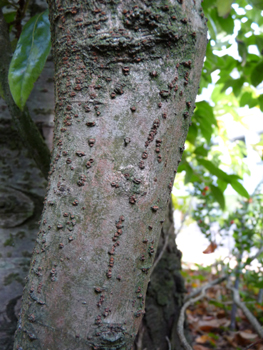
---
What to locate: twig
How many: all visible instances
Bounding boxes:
[135,324,145,350]
[178,288,205,350]
[175,199,192,237]
[227,281,263,338]
[151,228,170,272]
[166,336,171,350]
[244,339,263,350]
[184,276,227,302]
[178,276,227,350]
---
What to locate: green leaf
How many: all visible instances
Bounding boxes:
[194,145,208,157]
[237,39,247,66]
[0,0,10,7]
[187,123,198,145]
[198,159,231,183]
[195,101,217,126]
[184,163,194,184]
[216,0,233,17]
[210,185,225,210]
[8,10,51,110]
[4,11,16,24]
[217,10,234,34]
[247,0,263,9]
[206,13,217,40]
[258,95,263,112]
[217,179,228,193]
[251,60,263,87]
[240,91,252,107]
[255,35,263,55]
[230,179,249,198]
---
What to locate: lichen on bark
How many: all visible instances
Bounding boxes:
[13,1,207,349]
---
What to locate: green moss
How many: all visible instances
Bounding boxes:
[22,250,32,257]
[16,231,26,239]
[4,234,15,247]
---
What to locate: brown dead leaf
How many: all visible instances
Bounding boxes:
[203,242,217,254]
[256,303,263,311]
[198,319,221,331]
[198,318,229,332]
[217,309,226,318]
[235,331,258,346]
[223,334,238,348]
[195,334,216,345]
[193,345,211,350]
[195,335,211,344]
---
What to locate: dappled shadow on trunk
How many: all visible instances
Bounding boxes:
[135,203,190,350]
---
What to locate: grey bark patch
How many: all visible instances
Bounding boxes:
[0,187,34,228]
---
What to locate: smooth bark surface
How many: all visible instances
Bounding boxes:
[14,1,207,349]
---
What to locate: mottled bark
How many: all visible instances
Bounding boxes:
[14,1,207,349]
[135,203,188,350]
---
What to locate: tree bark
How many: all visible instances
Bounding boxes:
[13,1,207,349]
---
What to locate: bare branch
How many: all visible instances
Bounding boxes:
[227,282,263,338]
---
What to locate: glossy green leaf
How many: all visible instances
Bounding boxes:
[210,185,225,210]
[216,0,233,17]
[8,10,51,110]
[230,179,249,198]
[251,60,263,87]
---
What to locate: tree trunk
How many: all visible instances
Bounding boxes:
[14,1,207,349]
[135,203,188,350]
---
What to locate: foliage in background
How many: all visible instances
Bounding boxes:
[176,0,263,209]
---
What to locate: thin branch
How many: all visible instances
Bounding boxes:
[178,288,205,350]
[151,228,170,272]
[175,199,192,237]
[227,281,263,338]
[184,276,227,302]
[166,336,171,350]
[244,339,263,350]
[178,276,227,350]
[0,9,50,179]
